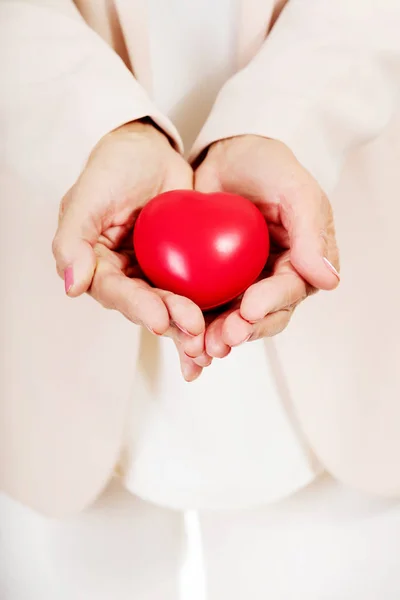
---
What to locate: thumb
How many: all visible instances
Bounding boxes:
[52,190,100,297]
[285,191,340,291]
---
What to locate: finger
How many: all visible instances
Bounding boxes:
[205,313,233,358]
[165,329,211,369]
[182,335,212,366]
[240,255,308,323]
[250,309,293,340]
[267,223,290,249]
[164,326,211,366]
[165,328,208,361]
[156,290,205,337]
[282,188,340,290]
[222,308,293,346]
[125,288,211,367]
[53,184,102,297]
[190,350,213,368]
[174,340,203,382]
[91,266,170,334]
[176,328,212,367]
[163,156,195,192]
[155,290,210,362]
[99,225,132,249]
[221,310,253,347]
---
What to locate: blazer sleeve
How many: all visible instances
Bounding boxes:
[190,0,400,194]
[0,0,183,185]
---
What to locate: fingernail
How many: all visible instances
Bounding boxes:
[173,322,196,337]
[240,311,262,324]
[64,266,74,294]
[144,324,162,336]
[323,257,340,281]
[193,353,212,368]
[233,333,252,347]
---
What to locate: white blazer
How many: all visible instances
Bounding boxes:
[1,0,400,516]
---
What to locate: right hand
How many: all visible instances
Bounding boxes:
[52,121,210,381]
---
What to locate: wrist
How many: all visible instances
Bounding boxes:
[92,118,169,153]
[112,118,168,141]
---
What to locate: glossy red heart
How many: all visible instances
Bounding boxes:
[133,190,269,310]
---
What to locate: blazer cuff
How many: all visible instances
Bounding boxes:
[78,74,184,156]
[189,93,343,196]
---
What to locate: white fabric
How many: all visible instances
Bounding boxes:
[2,476,400,600]
[147,0,237,150]
[200,475,400,599]
[0,480,185,600]
[121,0,318,512]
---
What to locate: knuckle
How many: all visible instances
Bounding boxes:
[269,311,292,337]
[90,267,119,310]
[282,273,306,307]
[89,273,108,308]
[305,284,318,299]
[51,234,64,261]
[58,191,71,219]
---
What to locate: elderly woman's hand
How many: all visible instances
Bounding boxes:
[52,121,208,381]
[195,135,340,357]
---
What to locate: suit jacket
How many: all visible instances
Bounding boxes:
[1,0,400,516]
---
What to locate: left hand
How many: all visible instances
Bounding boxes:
[194,135,340,358]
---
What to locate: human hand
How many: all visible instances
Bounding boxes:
[194,135,340,357]
[52,121,209,381]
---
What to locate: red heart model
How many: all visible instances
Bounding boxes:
[133,190,269,310]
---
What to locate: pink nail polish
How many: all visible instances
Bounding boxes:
[323,257,340,281]
[64,266,74,294]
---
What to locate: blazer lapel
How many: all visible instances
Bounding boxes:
[114,0,279,94]
[114,0,154,95]
[236,0,276,69]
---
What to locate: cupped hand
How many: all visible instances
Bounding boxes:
[194,135,340,357]
[52,121,209,381]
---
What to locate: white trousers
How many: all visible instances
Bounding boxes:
[1,475,400,600]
